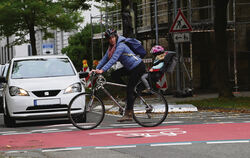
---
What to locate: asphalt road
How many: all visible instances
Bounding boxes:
[0,111,250,158]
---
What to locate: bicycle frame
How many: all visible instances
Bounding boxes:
[68,72,168,130]
[88,73,150,113]
[89,74,126,112]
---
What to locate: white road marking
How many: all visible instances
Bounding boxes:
[44,124,74,128]
[109,123,139,127]
[31,129,59,132]
[2,132,32,135]
[41,130,72,133]
[207,140,250,144]
[163,121,184,124]
[0,131,18,134]
[95,145,136,149]
[151,142,192,146]
[42,147,82,152]
[217,122,234,124]
[5,151,27,154]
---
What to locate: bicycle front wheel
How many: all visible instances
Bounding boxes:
[68,92,105,130]
[133,90,168,127]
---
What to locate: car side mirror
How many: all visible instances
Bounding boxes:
[79,72,89,79]
[0,76,6,83]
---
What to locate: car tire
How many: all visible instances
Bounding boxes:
[4,105,16,128]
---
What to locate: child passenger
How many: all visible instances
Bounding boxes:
[141,45,166,92]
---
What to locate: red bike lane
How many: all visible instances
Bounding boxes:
[0,123,250,151]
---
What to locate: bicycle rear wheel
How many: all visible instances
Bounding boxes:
[133,90,168,127]
[68,92,105,130]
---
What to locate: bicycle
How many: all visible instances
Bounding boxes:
[68,72,168,130]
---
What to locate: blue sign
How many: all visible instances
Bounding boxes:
[42,44,54,49]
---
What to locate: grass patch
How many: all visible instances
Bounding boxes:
[176,97,250,112]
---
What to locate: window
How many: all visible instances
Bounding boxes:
[11,58,75,79]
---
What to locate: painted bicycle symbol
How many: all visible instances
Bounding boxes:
[116,128,186,138]
[89,128,186,138]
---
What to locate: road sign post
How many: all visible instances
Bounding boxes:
[169,9,192,97]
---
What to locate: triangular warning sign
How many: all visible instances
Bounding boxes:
[170,9,192,33]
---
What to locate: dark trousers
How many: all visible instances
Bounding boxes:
[111,67,129,84]
[126,62,146,110]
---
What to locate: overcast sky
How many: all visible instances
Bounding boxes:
[81,2,101,28]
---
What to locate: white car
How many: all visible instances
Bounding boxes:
[0,55,86,127]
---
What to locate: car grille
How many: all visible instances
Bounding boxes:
[13,104,69,114]
[32,90,61,97]
[26,104,68,110]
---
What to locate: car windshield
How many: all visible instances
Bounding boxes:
[11,58,75,79]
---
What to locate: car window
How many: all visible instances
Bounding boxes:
[11,58,75,79]
[2,64,9,77]
[0,64,9,77]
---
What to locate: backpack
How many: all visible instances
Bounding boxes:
[122,38,147,59]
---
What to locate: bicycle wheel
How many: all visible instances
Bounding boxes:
[68,92,105,130]
[133,90,168,127]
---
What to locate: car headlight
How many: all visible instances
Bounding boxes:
[9,86,29,96]
[64,83,82,94]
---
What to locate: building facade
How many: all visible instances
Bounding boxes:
[92,0,250,92]
[0,30,74,65]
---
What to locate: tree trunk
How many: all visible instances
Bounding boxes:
[29,24,37,55]
[121,0,134,37]
[214,0,233,98]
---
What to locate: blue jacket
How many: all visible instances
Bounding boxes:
[96,36,142,72]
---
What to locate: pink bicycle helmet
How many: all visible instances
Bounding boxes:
[150,45,164,55]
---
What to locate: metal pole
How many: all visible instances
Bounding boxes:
[189,0,193,84]
[174,0,181,92]
[40,30,43,55]
[233,0,238,92]
[54,30,57,54]
[154,0,159,45]
[91,14,94,63]
[101,4,104,57]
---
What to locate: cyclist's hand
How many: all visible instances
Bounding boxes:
[90,69,96,74]
[95,69,104,74]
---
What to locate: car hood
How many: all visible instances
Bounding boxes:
[8,76,81,91]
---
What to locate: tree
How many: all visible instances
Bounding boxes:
[62,24,102,71]
[94,0,134,37]
[214,0,233,98]
[0,0,89,55]
[120,0,134,37]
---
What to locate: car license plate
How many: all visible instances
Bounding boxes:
[34,98,61,106]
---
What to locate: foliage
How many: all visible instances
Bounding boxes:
[0,0,88,55]
[176,97,250,111]
[94,0,120,13]
[62,23,103,71]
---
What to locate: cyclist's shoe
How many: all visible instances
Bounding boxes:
[117,110,133,122]
[141,88,151,94]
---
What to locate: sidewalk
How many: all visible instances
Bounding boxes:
[165,91,250,112]
[166,91,250,103]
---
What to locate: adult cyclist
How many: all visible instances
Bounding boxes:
[91,28,146,122]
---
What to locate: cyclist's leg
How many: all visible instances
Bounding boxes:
[117,62,146,122]
[127,62,146,111]
[111,67,129,84]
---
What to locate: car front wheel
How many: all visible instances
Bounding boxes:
[4,103,16,127]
